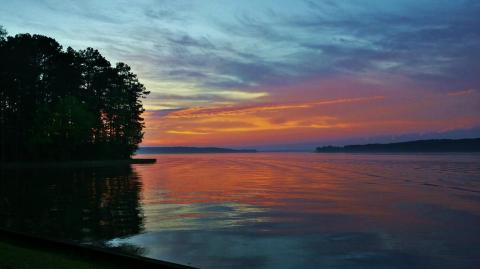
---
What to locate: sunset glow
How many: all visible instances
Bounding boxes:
[2,2,480,269]
[142,81,480,147]
[2,0,479,149]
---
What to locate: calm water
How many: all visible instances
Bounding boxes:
[1,153,480,268]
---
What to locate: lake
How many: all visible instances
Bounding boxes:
[1,153,480,268]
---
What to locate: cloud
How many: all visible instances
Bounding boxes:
[164,116,347,135]
[164,96,385,119]
[447,89,476,97]
[211,91,269,100]
[144,108,187,117]
[3,0,480,147]
[4,0,480,94]
[166,130,209,135]
[23,0,478,99]
[144,7,186,22]
[207,0,480,91]
[144,90,269,109]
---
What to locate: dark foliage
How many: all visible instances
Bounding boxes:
[0,165,143,241]
[0,28,149,161]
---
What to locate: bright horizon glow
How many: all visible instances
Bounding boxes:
[2,0,479,149]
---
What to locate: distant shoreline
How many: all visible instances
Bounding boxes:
[0,158,156,169]
[137,146,257,154]
[315,138,480,153]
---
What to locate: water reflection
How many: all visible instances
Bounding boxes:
[1,153,480,268]
[121,153,480,269]
[0,165,144,243]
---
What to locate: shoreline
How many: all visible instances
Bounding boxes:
[0,158,156,169]
[0,228,195,269]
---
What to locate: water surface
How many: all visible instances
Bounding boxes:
[1,153,480,268]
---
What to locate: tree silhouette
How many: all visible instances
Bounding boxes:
[0,165,144,242]
[0,26,6,40]
[0,28,149,161]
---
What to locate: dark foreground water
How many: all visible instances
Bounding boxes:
[1,153,480,268]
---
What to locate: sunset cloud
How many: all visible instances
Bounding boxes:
[166,130,210,135]
[3,0,479,148]
[210,90,269,100]
[164,96,385,119]
[142,87,480,147]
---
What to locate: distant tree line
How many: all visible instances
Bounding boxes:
[315,138,480,153]
[0,26,150,161]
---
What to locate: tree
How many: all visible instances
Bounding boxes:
[0,26,6,40]
[0,27,149,161]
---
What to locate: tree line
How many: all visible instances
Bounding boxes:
[0,26,150,161]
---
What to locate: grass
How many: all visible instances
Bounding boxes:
[0,241,124,269]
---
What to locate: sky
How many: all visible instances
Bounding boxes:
[1,0,480,149]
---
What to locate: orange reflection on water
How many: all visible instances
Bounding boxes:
[132,153,480,233]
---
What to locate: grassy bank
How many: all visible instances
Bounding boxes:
[0,229,194,269]
[0,241,122,269]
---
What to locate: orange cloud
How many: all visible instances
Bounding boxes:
[165,117,349,135]
[141,75,480,147]
[166,130,210,135]
[164,96,385,119]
